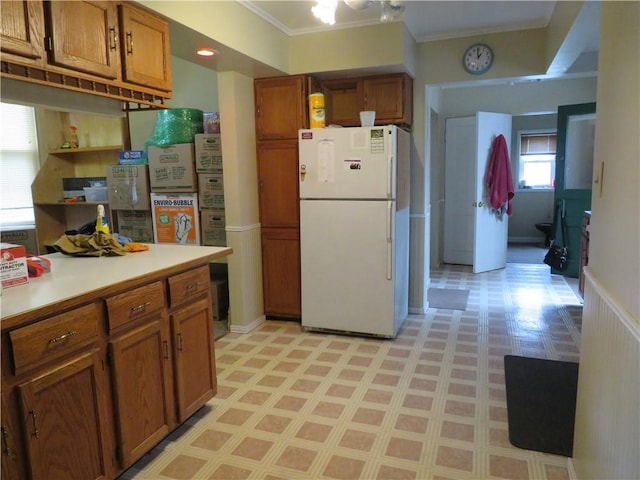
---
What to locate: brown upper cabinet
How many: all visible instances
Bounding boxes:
[255,75,313,140]
[0,0,46,66]
[1,1,172,105]
[44,0,121,80]
[118,2,172,92]
[322,73,413,127]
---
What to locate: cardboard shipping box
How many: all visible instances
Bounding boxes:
[148,144,197,192]
[198,173,225,209]
[107,165,150,210]
[150,193,200,245]
[195,133,223,172]
[1,243,28,288]
[200,209,226,246]
[116,210,154,243]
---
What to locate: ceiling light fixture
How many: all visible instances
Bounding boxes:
[312,0,338,25]
[314,0,404,26]
[196,48,216,57]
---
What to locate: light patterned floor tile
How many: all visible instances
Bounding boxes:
[123,264,581,480]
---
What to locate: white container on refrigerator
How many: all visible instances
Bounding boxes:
[298,126,410,338]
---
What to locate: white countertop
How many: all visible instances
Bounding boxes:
[1,244,232,324]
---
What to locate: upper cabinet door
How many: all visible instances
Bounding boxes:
[255,76,308,140]
[118,3,172,92]
[45,0,120,79]
[0,0,45,65]
[363,74,412,125]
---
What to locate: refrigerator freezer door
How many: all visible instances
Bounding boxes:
[299,127,396,200]
[300,199,400,337]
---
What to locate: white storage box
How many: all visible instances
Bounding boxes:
[1,243,28,288]
[83,186,108,202]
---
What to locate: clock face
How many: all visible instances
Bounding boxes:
[463,44,494,74]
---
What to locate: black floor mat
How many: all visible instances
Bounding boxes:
[504,355,579,457]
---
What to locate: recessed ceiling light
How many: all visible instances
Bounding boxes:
[196,48,216,57]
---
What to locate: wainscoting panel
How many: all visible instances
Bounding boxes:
[572,268,640,479]
[225,224,265,332]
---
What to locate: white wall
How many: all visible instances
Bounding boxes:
[128,56,219,150]
[572,3,639,478]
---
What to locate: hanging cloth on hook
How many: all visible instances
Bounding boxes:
[485,134,514,217]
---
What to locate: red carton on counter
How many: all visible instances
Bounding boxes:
[1,243,28,288]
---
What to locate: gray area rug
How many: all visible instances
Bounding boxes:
[427,288,470,310]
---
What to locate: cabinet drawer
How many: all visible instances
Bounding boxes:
[106,281,165,332]
[168,266,210,307]
[9,303,99,376]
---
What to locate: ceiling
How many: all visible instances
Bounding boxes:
[242,0,557,41]
[169,1,600,80]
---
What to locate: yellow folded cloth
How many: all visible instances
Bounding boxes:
[53,232,127,257]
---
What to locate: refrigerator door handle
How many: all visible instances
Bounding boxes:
[386,201,393,280]
[388,155,394,199]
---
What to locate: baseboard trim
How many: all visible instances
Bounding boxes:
[508,236,545,244]
[229,315,266,334]
[409,307,427,314]
[568,458,578,480]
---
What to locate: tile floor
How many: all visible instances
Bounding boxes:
[121,263,583,480]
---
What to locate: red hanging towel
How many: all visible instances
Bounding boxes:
[485,134,514,216]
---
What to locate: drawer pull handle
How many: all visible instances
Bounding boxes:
[130,302,151,316]
[48,330,76,345]
[185,282,200,293]
[29,411,39,439]
[1,426,12,456]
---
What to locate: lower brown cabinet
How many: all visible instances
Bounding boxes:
[171,297,217,422]
[261,228,301,317]
[1,263,218,480]
[18,350,112,480]
[110,315,175,468]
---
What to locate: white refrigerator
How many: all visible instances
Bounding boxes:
[298,125,410,338]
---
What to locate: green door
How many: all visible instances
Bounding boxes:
[552,102,596,278]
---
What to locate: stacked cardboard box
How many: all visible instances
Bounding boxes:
[107,155,153,242]
[195,134,226,246]
[147,144,201,245]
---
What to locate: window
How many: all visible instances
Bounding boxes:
[517,131,557,190]
[0,102,39,227]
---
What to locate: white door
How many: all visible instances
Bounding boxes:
[444,112,512,273]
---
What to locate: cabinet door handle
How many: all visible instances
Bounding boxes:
[126,32,133,55]
[48,330,76,345]
[177,333,183,351]
[109,26,117,51]
[29,411,39,439]
[1,426,12,456]
[162,340,169,359]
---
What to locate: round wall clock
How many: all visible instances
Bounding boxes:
[463,43,494,75]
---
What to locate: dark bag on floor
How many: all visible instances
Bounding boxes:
[544,245,567,270]
[544,202,568,271]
